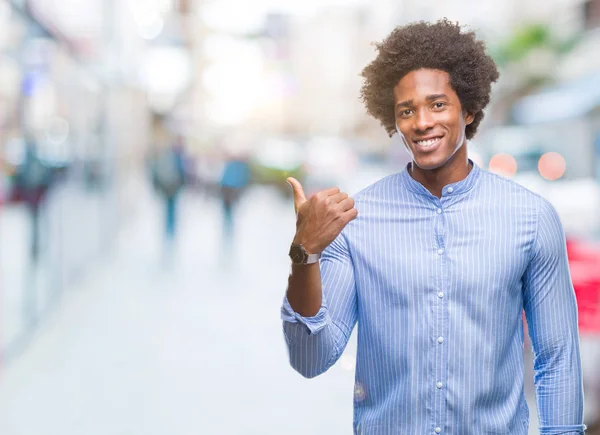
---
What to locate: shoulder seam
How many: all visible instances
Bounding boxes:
[480,170,545,201]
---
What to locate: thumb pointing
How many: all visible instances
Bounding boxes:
[286,177,306,212]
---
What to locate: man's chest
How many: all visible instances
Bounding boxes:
[350,210,533,306]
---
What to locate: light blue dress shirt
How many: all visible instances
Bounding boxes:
[281,161,585,434]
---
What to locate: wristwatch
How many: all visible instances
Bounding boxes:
[289,243,321,265]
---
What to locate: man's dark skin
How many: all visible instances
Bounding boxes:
[286,68,474,317]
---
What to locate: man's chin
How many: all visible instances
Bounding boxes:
[412,157,447,171]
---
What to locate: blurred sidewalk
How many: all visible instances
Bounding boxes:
[0,180,358,435]
[1,181,112,363]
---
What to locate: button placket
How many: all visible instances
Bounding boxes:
[433,199,447,433]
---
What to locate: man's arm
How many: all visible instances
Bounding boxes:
[282,232,358,378]
[281,177,358,379]
[523,198,586,434]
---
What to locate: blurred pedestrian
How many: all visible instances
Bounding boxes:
[219,155,251,236]
[150,135,186,244]
[281,19,585,434]
[13,136,53,262]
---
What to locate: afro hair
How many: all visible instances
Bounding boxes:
[360,18,499,139]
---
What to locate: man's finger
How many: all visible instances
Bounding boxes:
[338,197,355,212]
[343,207,358,222]
[330,192,349,204]
[321,187,341,196]
[286,177,307,212]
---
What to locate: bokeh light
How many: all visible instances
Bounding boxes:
[488,153,518,177]
[45,116,70,145]
[538,152,566,181]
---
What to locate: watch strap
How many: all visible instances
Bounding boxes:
[305,252,320,265]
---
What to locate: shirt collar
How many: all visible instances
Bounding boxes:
[400,159,481,198]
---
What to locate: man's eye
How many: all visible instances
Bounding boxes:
[433,102,446,109]
[400,109,412,117]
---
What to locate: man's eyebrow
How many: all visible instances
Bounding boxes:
[396,99,413,109]
[396,94,448,109]
[426,93,448,101]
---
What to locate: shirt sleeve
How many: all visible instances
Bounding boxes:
[523,198,586,434]
[281,232,358,378]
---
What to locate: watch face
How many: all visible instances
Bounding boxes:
[289,244,307,263]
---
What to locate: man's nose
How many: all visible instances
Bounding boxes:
[414,109,435,132]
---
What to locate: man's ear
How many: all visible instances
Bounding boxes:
[464,112,474,125]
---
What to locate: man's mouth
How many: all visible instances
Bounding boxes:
[414,136,443,148]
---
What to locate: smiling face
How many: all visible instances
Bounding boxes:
[394,69,474,171]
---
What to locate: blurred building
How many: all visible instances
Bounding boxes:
[0,0,194,361]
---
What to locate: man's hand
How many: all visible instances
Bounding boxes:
[287,177,358,254]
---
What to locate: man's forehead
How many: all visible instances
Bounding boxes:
[393,69,454,102]
[395,69,450,90]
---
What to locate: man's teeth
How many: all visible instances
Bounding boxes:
[416,138,441,147]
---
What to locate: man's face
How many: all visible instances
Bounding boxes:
[393,69,473,171]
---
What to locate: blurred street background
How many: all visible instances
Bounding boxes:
[0,0,599,433]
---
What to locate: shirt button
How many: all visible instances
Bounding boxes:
[436,208,442,214]
[438,336,444,344]
[438,291,444,299]
[437,248,444,255]
[436,381,443,389]
[447,187,454,193]
[435,427,442,434]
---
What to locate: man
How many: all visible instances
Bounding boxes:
[281,19,585,434]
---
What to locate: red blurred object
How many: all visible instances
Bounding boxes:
[567,238,600,335]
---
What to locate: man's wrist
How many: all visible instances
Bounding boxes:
[289,238,321,265]
[292,235,319,255]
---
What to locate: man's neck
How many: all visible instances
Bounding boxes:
[409,151,471,198]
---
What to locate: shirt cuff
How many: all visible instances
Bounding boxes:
[538,424,587,434]
[281,295,328,335]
